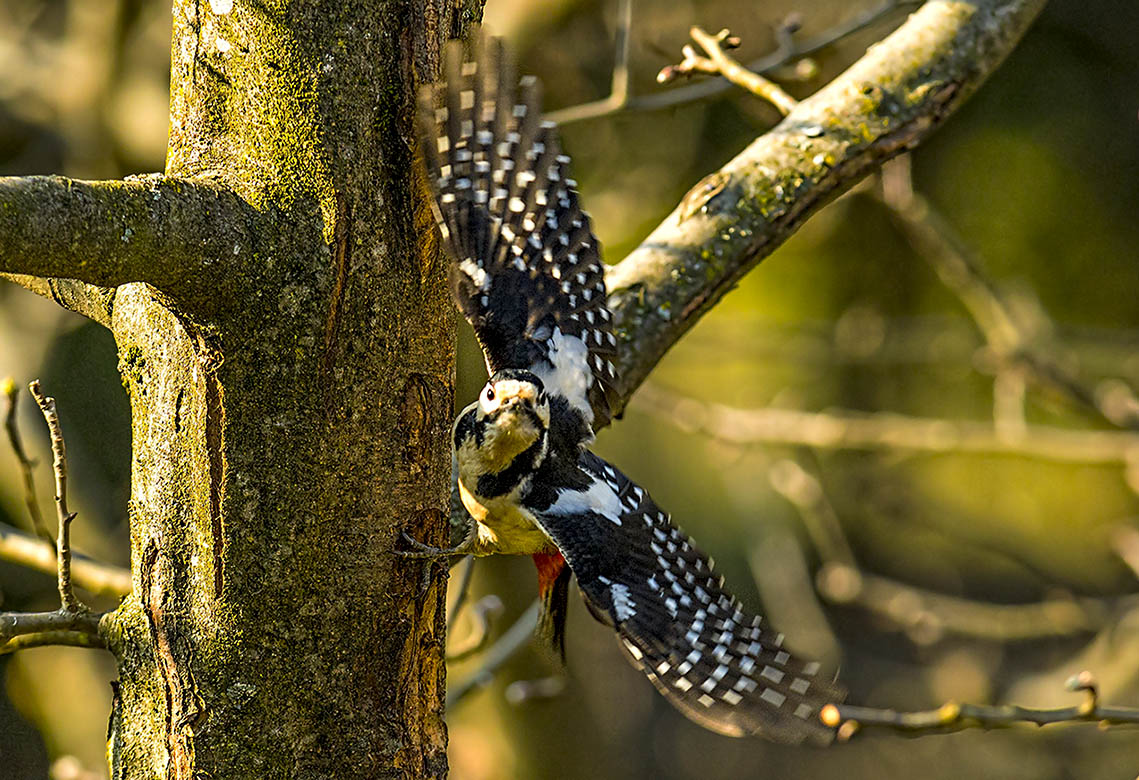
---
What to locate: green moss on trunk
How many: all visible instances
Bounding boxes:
[99,1,482,776]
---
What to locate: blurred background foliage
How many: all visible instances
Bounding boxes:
[0,0,1137,777]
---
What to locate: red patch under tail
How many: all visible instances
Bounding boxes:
[532,551,571,662]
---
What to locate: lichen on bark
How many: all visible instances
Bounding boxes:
[93,1,481,777]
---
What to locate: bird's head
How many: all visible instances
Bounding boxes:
[478,368,550,437]
[455,364,548,473]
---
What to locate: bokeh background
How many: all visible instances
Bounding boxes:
[1,0,1138,777]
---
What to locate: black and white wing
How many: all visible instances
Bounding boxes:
[418,36,620,430]
[532,451,844,745]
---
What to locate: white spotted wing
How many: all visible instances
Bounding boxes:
[535,451,845,744]
[418,36,619,429]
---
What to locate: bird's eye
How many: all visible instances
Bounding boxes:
[484,386,495,402]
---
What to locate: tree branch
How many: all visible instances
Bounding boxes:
[447,599,541,708]
[0,381,111,654]
[822,672,1139,738]
[2,378,50,541]
[0,610,105,655]
[875,157,1139,431]
[633,383,1139,465]
[548,0,922,126]
[0,380,132,597]
[658,27,799,117]
[604,0,1048,414]
[0,522,132,599]
[0,175,264,316]
[29,380,83,613]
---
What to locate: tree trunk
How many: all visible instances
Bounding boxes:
[0,0,1050,775]
[97,2,479,776]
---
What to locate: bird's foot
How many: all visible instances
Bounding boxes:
[396,530,475,559]
[397,530,477,597]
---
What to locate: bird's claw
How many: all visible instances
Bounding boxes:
[395,530,473,559]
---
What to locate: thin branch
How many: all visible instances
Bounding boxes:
[0,383,110,654]
[766,457,1124,643]
[29,380,82,614]
[876,158,1139,431]
[447,594,505,661]
[447,599,541,708]
[0,175,263,316]
[822,672,1139,738]
[819,563,1123,643]
[2,378,50,541]
[633,383,1139,465]
[447,554,476,633]
[658,27,798,116]
[549,1,921,126]
[0,522,132,598]
[604,0,1049,416]
[544,0,633,125]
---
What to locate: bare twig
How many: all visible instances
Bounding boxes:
[447,594,505,661]
[447,554,476,633]
[549,1,920,126]
[0,381,107,655]
[0,522,131,598]
[822,672,1139,737]
[2,378,50,541]
[447,599,541,708]
[658,27,798,116]
[877,158,1139,431]
[29,380,83,614]
[544,0,633,125]
[633,383,1139,465]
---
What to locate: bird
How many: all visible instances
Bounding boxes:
[405,33,845,745]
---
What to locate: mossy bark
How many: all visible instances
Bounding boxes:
[95,2,481,777]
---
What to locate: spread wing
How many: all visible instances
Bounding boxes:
[531,451,844,745]
[418,36,619,429]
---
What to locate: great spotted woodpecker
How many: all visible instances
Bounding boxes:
[408,34,844,744]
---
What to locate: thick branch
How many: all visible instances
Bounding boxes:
[604,0,1048,412]
[0,274,115,328]
[0,609,105,654]
[0,175,263,315]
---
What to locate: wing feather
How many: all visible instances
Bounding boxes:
[418,35,619,429]
[533,451,845,745]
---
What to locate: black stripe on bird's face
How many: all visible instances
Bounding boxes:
[456,372,552,485]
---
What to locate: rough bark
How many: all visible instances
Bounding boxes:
[92,2,479,777]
